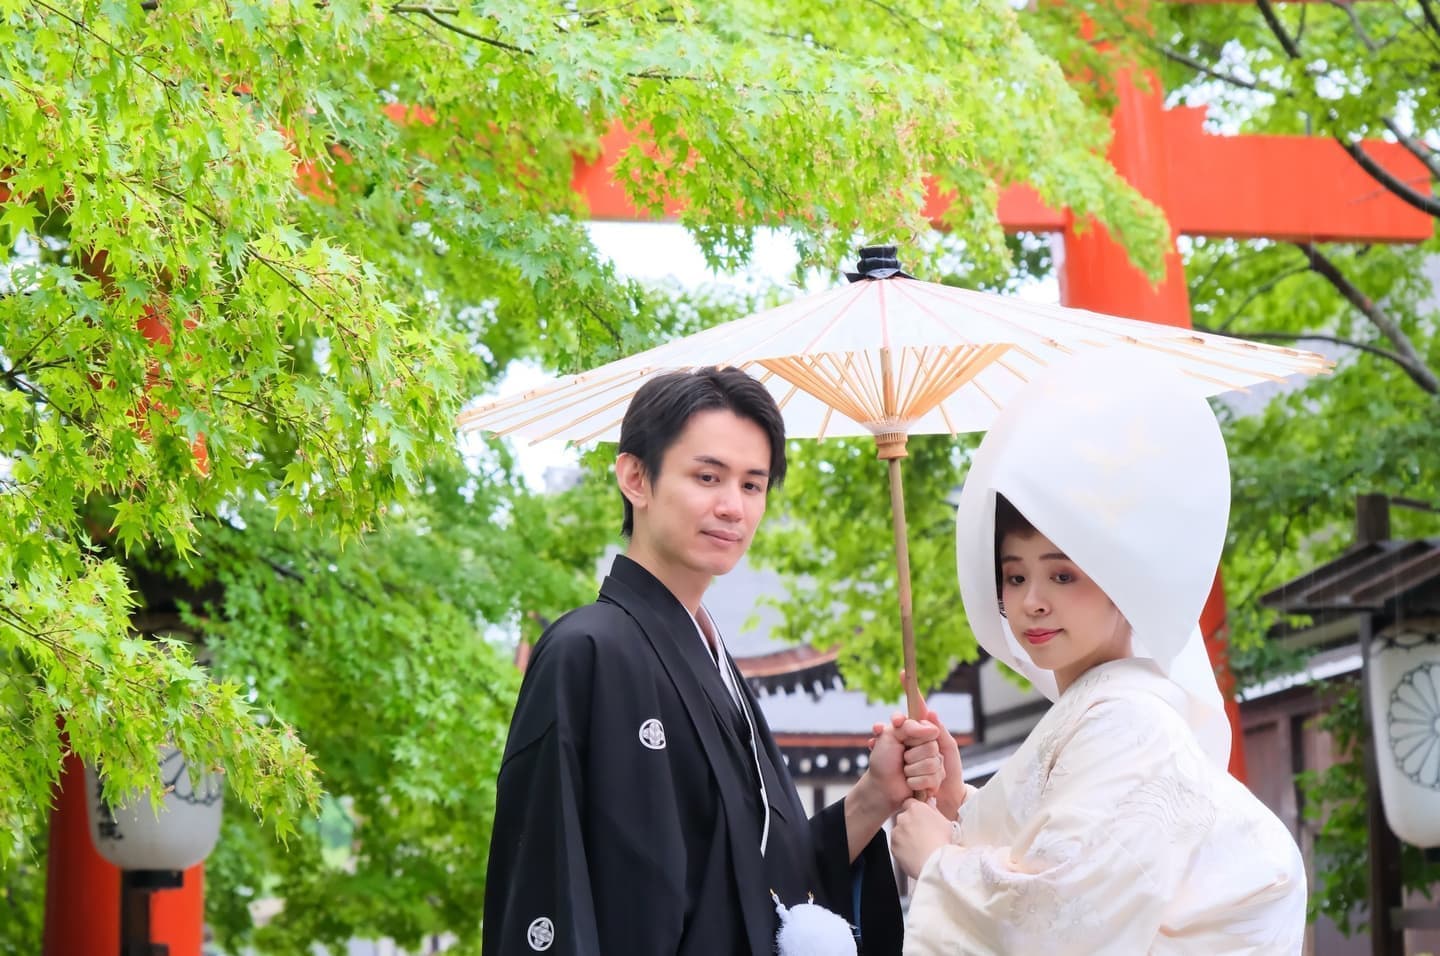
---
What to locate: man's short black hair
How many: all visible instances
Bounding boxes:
[617,366,787,537]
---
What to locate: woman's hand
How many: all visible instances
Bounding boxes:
[891,797,953,880]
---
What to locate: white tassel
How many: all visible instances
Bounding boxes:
[772,890,858,956]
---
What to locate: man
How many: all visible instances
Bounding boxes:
[483,367,940,955]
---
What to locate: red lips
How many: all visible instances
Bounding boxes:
[1023,628,1060,645]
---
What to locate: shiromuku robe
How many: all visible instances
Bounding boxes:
[904,658,1306,955]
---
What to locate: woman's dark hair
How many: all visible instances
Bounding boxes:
[616,366,787,537]
[994,493,1038,615]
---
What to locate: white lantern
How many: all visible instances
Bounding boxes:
[85,746,224,870]
[1368,620,1440,848]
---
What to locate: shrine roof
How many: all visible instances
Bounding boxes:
[1259,538,1440,618]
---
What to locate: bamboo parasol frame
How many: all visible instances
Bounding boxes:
[459,246,1330,720]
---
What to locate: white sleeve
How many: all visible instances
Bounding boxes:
[905,697,1214,956]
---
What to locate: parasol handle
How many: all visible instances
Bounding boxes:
[880,443,928,802]
[882,454,924,723]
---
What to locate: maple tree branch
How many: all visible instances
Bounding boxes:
[0,605,163,696]
[388,5,784,89]
[1235,509,1301,609]
[1419,0,1440,36]
[863,0,952,39]
[1381,0,1440,55]
[1381,115,1440,179]
[1256,0,1303,59]
[1190,242,1291,307]
[1391,495,1440,514]
[1213,265,1310,330]
[1197,326,1413,370]
[392,5,531,55]
[1334,137,1440,218]
[31,0,177,89]
[1327,0,1380,51]
[575,0,649,18]
[1229,455,1371,608]
[577,300,623,350]
[1154,43,1267,92]
[1189,254,1231,303]
[1251,0,1440,218]
[1293,242,1440,394]
[0,363,104,437]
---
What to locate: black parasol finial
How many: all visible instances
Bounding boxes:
[845,244,915,282]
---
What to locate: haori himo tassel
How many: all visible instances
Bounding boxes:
[772,890,858,956]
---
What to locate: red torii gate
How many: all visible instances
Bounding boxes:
[36,62,1431,956]
[572,76,1432,784]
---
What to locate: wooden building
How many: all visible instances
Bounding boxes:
[1243,495,1440,955]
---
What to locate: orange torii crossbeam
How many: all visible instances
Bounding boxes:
[572,106,1431,244]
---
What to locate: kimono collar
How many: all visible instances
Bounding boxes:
[954,353,1233,768]
[600,555,742,728]
[603,554,701,630]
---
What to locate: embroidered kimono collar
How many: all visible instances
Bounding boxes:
[954,353,1233,768]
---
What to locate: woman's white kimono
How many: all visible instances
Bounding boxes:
[926,353,1310,954]
[905,658,1307,956]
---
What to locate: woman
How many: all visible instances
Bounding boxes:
[891,354,1307,955]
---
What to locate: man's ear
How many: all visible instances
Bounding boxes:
[615,453,650,511]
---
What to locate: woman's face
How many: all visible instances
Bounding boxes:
[999,529,1133,693]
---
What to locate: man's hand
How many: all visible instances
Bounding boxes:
[844,716,940,862]
[866,715,941,812]
[891,798,952,880]
[887,672,966,818]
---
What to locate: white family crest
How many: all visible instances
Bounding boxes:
[527,916,555,951]
[638,718,667,750]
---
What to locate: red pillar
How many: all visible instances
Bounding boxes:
[43,754,120,955]
[1057,68,1249,782]
[152,866,207,954]
[1058,71,1189,327]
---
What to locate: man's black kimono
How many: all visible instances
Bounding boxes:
[483,555,903,955]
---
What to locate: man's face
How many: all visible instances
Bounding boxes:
[627,409,772,583]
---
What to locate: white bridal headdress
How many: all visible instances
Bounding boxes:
[954,352,1234,767]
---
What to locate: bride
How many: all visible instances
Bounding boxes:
[890,355,1307,956]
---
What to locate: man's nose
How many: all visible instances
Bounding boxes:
[714,483,743,518]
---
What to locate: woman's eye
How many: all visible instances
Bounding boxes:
[698,473,717,483]
[1054,572,1074,584]
[1005,575,1025,586]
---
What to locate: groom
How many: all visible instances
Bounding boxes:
[483,366,942,955]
